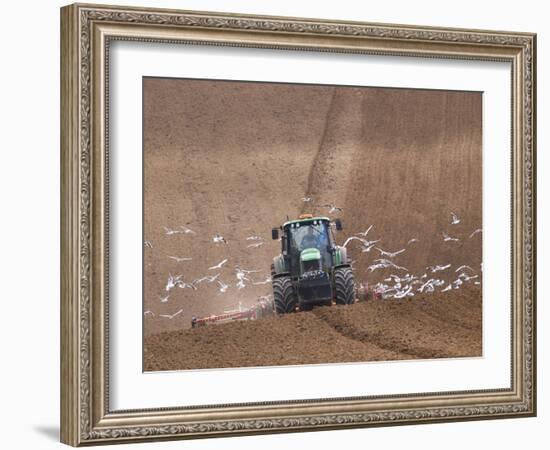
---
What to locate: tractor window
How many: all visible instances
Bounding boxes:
[289,223,328,252]
[285,222,331,275]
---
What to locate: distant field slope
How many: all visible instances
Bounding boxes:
[143,78,482,336]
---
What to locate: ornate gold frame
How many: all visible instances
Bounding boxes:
[60,3,536,446]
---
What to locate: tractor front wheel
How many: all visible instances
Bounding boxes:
[273,276,298,314]
[334,267,356,305]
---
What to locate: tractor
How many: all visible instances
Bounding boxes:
[270,214,355,314]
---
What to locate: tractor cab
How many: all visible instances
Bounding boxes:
[281,216,333,278]
[271,214,353,313]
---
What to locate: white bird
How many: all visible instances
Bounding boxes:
[442,284,453,292]
[302,197,313,203]
[213,233,227,244]
[394,285,413,299]
[418,278,444,293]
[159,309,183,320]
[164,226,195,235]
[168,256,192,263]
[234,267,260,289]
[322,204,343,214]
[457,273,479,282]
[375,247,405,258]
[236,267,261,274]
[144,310,155,317]
[208,259,228,270]
[407,238,419,245]
[247,241,264,248]
[451,212,461,225]
[343,236,380,251]
[216,279,230,293]
[384,274,401,283]
[165,274,183,291]
[368,259,408,272]
[356,225,373,237]
[343,236,365,247]
[144,240,153,248]
[401,273,419,283]
[443,232,460,242]
[159,295,170,303]
[469,228,482,238]
[246,235,263,241]
[361,241,380,252]
[192,274,220,286]
[427,264,451,273]
[455,265,475,273]
[253,277,272,285]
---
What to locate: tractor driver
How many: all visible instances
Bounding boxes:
[300,225,323,250]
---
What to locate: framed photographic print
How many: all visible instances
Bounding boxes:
[60,3,537,446]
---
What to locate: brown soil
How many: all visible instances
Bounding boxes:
[142,78,482,371]
[144,285,481,371]
[143,78,482,337]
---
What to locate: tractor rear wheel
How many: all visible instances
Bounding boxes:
[273,276,298,314]
[334,267,355,305]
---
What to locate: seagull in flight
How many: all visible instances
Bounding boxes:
[322,204,343,214]
[168,256,192,263]
[457,273,479,282]
[192,274,220,286]
[342,236,380,251]
[302,197,313,203]
[164,226,196,236]
[427,264,451,273]
[235,267,260,289]
[361,241,379,252]
[368,259,408,272]
[144,240,153,248]
[247,241,264,248]
[216,279,230,293]
[253,277,272,285]
[469,228,482,238]
[246,235,263,241]
[144,310,155,317]
[375,247,405,258]
[443,232,460,242]
[159,309,183,320]
[455,265,475,273]
[451,212,461,225]
[418,278,444,293]
[208,259,228,270]
[159,295,170,303]
[165,274,182,291]
[407,238,419,245]
[356,225,373,237]
[213,233,227,244]
[394,285,413,299]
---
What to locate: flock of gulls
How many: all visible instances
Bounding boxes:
[143,226,273,319]
[340,211,483,300]
[144,199,482,320]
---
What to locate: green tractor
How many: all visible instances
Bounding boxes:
[270,214,355,314]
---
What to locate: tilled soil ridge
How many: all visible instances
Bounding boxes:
[144,285,481,371]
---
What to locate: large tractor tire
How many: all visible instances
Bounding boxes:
[273,276,298,314]
[334,267,356,305]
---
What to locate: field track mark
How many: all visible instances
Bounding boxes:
[311,306,451,360]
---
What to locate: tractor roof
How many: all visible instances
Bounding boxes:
[282,216,331,228]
